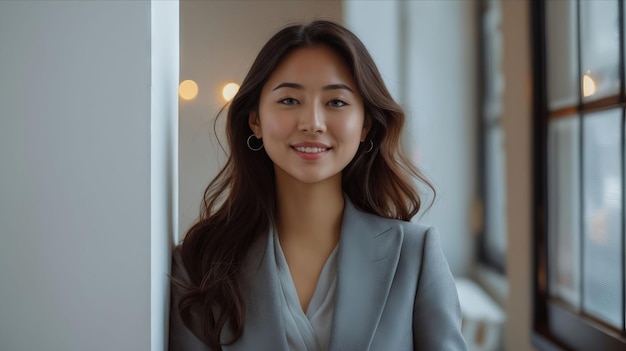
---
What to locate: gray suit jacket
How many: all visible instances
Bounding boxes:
[169,200,467,351]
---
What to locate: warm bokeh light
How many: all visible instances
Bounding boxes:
[583,72,596,97]
[179,80,198,100]
[222,82,240,102]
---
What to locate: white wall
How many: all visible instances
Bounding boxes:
[178,0,343,239]
[343,1,402,101]
[0,1,178,350]
[344,0,478,276]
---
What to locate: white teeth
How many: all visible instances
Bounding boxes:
[295,146,326,153]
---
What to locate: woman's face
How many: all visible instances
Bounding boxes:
[249,45,368,185]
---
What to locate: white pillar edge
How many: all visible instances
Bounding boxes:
[151,1,179,350]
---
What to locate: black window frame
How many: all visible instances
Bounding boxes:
[531,0,626,349]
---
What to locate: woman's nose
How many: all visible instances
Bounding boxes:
[298,104,326,134]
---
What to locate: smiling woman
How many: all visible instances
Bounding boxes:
[169,20,467,351]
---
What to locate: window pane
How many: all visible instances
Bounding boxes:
[582,109,623,327]
[482,0,503,124]
[548,115,581,308]
[485,124,506,260]
[580,0,620,103]
[546,0,578,110]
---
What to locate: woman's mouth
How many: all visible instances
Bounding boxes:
[293,146,328,153]
[291,143,331,160]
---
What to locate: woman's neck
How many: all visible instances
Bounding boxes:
[274,173,344,250]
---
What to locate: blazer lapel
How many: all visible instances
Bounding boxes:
[329,200,404,351]
[226,231,289,351]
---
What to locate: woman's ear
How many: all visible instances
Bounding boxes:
[248,111,262,137]
[361,116,372,141]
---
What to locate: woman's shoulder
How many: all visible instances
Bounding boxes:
[392,219,441,256]
[364,212,437,248]
[394,218,432,238]
[347,200,439,252]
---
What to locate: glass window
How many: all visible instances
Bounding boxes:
[580,0,620,102]
[582,109,623,327]
[485,125,507,261]
[547,115,581,309]
[480,0,507,271]
[533,0,626,348]
[546,0,578,110]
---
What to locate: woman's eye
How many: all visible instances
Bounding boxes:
[279,98,299,105]
[327,99,347,107]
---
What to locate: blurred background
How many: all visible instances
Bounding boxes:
[3,0,624,350]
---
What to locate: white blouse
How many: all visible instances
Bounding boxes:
[272,230,338,351]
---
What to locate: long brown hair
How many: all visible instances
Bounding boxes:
[176,20,434,349]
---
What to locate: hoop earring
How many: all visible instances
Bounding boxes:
[364,140,374,153]
[247,134,264,151]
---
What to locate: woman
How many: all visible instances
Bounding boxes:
[170,20,467,351]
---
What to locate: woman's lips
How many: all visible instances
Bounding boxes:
[291,142,331,160]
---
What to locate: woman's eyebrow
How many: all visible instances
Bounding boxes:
[272,82,354,92]
[322,83,353,92]
[272,82,303,91]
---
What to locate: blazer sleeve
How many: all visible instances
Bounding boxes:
[413,227,468,351]
[169,247,212,351]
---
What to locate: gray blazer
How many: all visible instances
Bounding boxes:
[169,200,467,351]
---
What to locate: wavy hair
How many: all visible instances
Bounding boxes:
[176,20,434,350]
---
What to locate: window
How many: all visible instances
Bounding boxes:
[532,0,626,349]
[478,0,508,273]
